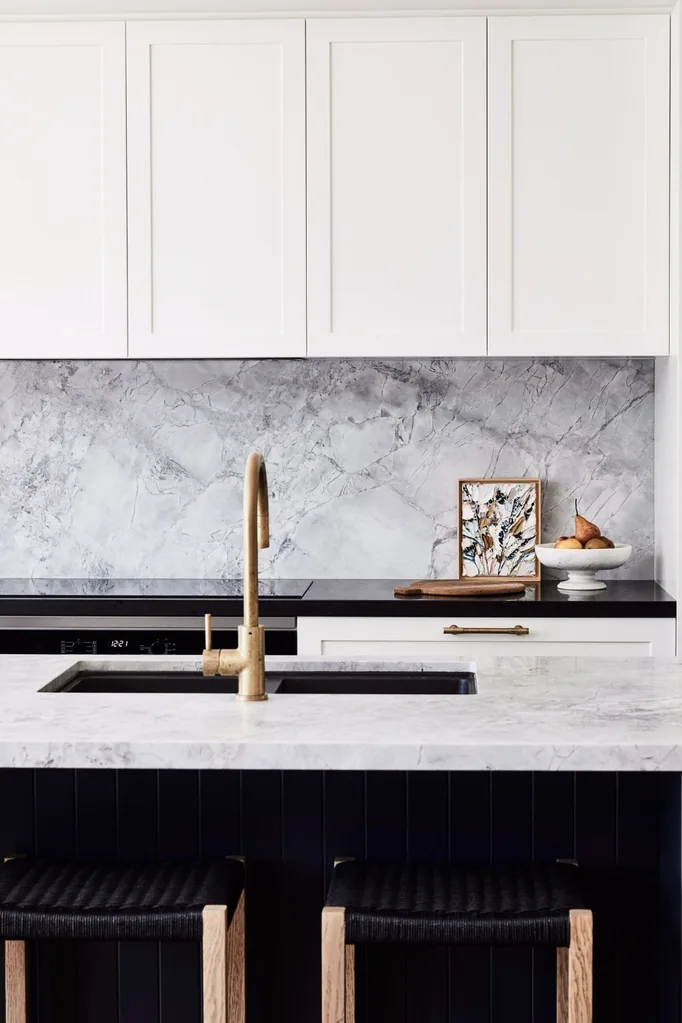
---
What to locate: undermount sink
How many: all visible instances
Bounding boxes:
[273,672,476,695]
[43,669,477,696]
[50,671,240,695]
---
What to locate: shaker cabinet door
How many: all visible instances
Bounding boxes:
[488,15,670,357]
[126,20,306,358]
[0,22,127,358]
[306,17,487,358]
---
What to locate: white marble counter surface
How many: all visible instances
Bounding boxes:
[1,653,682,771]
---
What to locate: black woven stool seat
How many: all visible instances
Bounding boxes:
[326,861,587,947]
[0,858,244,941]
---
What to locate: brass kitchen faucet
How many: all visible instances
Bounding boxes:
[202,452,269,701]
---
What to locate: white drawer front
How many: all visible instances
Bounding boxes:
[297,617,676,659]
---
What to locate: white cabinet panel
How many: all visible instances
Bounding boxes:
[127,20,306,358]
[0,23,126,358]
[298,617,676,659]
[307,17,486,357]
[488,15,670,357]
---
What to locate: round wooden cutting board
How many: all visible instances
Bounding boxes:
[394,579,528,598]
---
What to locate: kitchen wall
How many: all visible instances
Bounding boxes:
[0,358,653,579]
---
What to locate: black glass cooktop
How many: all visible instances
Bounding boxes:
[0,579,313,599]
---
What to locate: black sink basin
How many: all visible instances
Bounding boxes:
[51,671,239,694]
[274,672,476,695]
[45,669,476,696]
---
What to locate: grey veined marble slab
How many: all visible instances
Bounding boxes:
[1,653,682,771]
[0,358,653,579]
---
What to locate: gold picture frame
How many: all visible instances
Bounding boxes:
[458,478,542,582]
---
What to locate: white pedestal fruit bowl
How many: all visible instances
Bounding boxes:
[535,542,633,591]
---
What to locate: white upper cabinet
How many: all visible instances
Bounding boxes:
[306,17,487,358]
[126,20,306,358]
[0,23,127,359]
[488,15,670,358]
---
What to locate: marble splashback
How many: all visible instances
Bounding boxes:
[0,358,653,579]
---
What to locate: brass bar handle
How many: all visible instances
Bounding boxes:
[204,613,213,651]
[443,624,529,636]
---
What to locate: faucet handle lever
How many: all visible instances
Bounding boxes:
[204,613,213,651]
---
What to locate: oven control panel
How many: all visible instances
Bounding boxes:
[0,629,296,656]
[60,635,179,656]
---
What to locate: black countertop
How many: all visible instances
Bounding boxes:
[300,579,676,618]
[0,578,674,619]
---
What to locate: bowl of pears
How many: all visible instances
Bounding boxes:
[535,501,632,591]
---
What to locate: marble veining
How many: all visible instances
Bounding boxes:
[0,358,653,579]
[0,652,681,771]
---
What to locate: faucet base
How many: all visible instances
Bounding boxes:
[236,693,268,702]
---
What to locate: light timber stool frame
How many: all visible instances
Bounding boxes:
[0,856,245,1023]
[322,861,592,1023]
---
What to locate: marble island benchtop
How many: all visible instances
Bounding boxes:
[2,653,682,772]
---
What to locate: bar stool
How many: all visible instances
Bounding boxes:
[322,860,592,1023]
[0,857,245,1023]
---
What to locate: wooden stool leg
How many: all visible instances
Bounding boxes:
[226,893,246,1023]
[203,906,228,1023]
[5,940,27,1023]
[322,907,348,1023]
[557,909,593,1023]
[345,943,355,1023]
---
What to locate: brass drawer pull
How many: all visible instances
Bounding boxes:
[443,624,529,636]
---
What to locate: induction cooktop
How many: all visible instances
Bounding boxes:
[0,579,313,599]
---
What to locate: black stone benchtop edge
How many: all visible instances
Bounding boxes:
[298,579,677,618]
[0,579,673,619]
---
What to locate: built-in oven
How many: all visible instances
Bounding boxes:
[0,616,297,656]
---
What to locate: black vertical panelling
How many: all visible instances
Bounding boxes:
[616,774,660,1023]
[2,768,673,1023]
[323,772,366,1023]
[75,771,118,1023]
[157,772,200,1023]
[366,772,407,1023]
[322,773,365,890]
[532,772,575,1023]
[406,773,449,1023]
[491,774,533,1023]
[575,773,617,1023]
[116,770,160,1023]
[0,769,35,1023]
[241,772,282,1023]
[281,773,324,1023]
[0,769,35,855]
[198,772,241,857]
[449,772,491,1023]
[34,771,77,1023]
[659,774,681,1023]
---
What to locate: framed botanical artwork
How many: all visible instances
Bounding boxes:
[458,478,541,582]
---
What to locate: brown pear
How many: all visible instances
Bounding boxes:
[600,536,615,548]
[584,537,609,550]
[574,500,600,544]
[555,537,583,549]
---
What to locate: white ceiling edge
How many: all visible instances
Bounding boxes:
[0,0,673,14]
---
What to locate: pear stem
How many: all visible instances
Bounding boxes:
[575,498,579,516]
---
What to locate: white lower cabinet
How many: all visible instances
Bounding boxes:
[297,617,676,659]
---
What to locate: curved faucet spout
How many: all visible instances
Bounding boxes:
[243,452,270,629]
[202,451,270,700]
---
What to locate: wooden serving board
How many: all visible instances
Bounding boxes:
[394,579,527,598]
